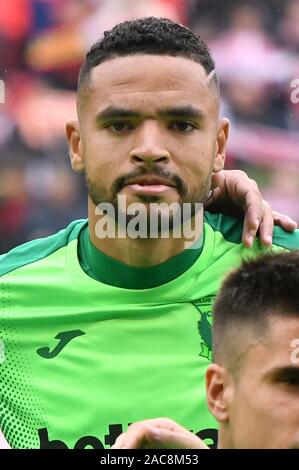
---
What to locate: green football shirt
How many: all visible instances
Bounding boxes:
[0,213,298,448]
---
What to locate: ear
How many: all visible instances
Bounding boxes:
[213,118,229,173]
[206,363,232,423]
[66,119,85,174]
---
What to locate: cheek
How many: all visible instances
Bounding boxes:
[180,147,214,183]
[261,394,299,426]
[175,137,215,166]
[85,134,131,169]
[86,160,115,183]
[83,138,118,173]
[234,387,288,429]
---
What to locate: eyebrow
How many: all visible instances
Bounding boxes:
[159,106,205,119]
[96,105,205,121]
[266,365,299,383]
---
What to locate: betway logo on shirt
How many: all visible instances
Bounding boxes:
[38,425,218,448]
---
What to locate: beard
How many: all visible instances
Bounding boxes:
[86,165,212,235]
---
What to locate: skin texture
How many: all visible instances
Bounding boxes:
[111,418,209,450]
[205,170,297,247]
[0,430,10,449]
[207,316,299,449]
[67,54,228,266]
[66,53,297,266]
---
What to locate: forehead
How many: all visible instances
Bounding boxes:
[243,317,299,376]
[84,54,218,115]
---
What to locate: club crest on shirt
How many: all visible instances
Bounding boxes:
[192,296,215,361]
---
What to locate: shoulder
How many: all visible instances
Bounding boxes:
[204,212,243,245]
[204,211,299,250]
[272,225,299,250]
[0,219,87,278]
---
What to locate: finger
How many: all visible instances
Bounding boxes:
[225,173,262,220]
[258,201,275,247]
[111,433,127,449]
[272,211,297,232]
[115,424,164,449]
[210,171,226,190]
[111,418,195,449]
[0,430,10,449]
[142,427,209,450]
[242,211,260,248]
[240,191,264,248]
[204,186,224,209]
[204,173,226,208]
[111,420,169,449]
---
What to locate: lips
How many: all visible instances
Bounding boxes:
[124,176,175,187]
[122,176,176,195]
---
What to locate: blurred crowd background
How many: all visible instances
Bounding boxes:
[0,0,299,253]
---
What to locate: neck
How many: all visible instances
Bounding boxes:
[217,427,233,449]
[88,199,203,267]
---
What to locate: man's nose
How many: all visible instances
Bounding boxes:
[129,121,170,164]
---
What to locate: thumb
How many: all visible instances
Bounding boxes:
[210,171,226,190]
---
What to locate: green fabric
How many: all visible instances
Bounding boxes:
[205,211,299,249]
[0,216,298,449]
[0,219,85,277]
[78,224,203,289]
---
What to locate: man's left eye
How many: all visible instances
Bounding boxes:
[170,121,196,133]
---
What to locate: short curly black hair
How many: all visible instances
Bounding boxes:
[78,17,217,92]
[213,250,299,366]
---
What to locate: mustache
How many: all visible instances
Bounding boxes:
[111,166,188,198]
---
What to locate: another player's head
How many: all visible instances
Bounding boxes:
[207,251,299,449]
[66,17,229,228]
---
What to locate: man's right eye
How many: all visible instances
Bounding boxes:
[106,122,134,133]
